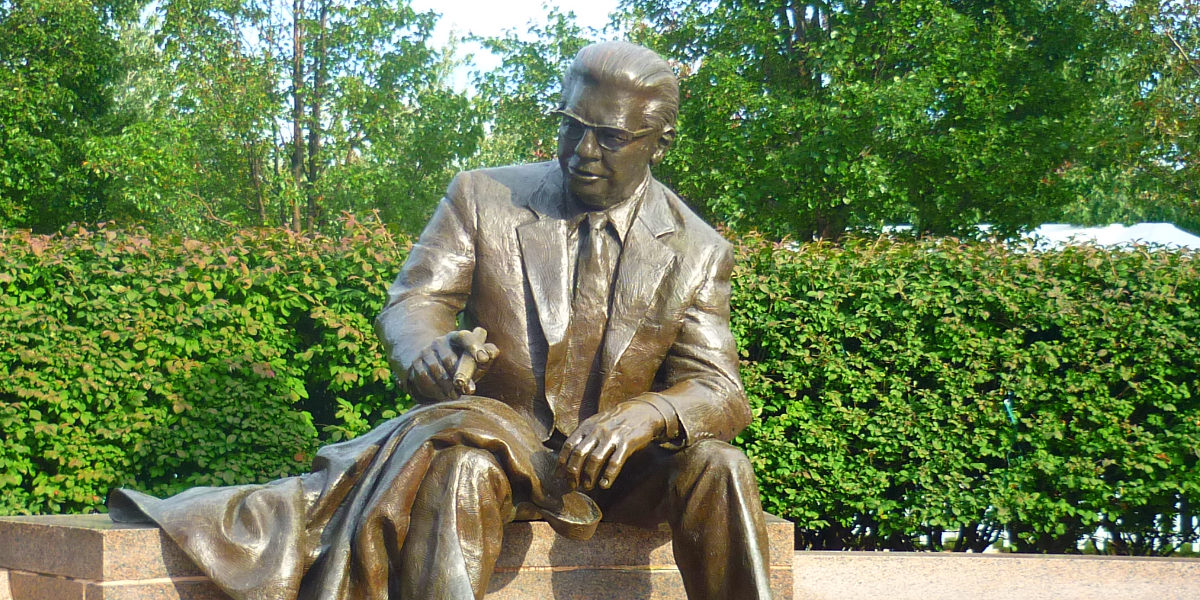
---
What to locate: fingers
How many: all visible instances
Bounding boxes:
[448,328,500,395]
[450,327,499,365]
[557,420,590,490]
[463,342,500,382]
[558,417,593,469]
[429,335,459,375]
[556,418,630,491]
[563,436,597,490]
[558,422,585,484]
[581,439,623,490]
[409,356,452,400]
[560,433,628,491]
[598,442,631,490]
[452,353,477,395]
[409,330,490,401]
[559,421,584,456]
[557,403,662,490]
[414,350,455,400]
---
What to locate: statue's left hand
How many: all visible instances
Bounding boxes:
[557,401,664,491]
[407,327,499,401]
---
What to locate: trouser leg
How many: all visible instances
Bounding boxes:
[667,440,773,600]
[398,446,513,600]
[599,439,773,600]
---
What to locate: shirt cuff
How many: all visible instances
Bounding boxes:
[636,393,684,446]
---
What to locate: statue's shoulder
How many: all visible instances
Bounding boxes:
[448,162,558,204]
[652,179,731,254]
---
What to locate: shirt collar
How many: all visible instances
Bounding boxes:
[566,175,649,245]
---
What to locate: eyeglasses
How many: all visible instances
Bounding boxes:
[550,109,658,151]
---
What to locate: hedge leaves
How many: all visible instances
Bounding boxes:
[2,223,1197,554]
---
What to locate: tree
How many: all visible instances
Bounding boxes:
[1057,0,1200,234]
[0,0,126,232]
[84,0,281,234]
[19,0,482,236]
[305,5,482,233]
[620,0,1171,239]
[470,8,597,168]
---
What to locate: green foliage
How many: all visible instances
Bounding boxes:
[470,8,596,168]
[1057,0,1200,235]
[282,1,483,234]
[621,0,1148,239]
[82,0,283,235]
[0,216,409,514]
[0,0,125,231]
[3,0,481,237]
[731,232,1200,554]
[2,222,1197,554]
[5,0,1195,240]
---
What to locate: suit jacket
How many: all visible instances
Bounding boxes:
[375,161,750,445]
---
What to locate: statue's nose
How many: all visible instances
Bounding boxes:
[571,127,602,160]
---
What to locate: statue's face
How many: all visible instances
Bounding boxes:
[557,81,664,210]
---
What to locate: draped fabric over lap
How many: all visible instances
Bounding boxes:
[109,397,566,600]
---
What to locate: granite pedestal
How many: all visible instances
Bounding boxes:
[792,550,1200,600]
[0,514,795,600]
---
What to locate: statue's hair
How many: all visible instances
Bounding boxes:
[561,41,679,131]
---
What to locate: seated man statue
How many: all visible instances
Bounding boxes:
[110,41,772,600]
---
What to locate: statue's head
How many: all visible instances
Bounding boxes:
[556,41,679,210]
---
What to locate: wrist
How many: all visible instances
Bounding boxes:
[631,394,681,443]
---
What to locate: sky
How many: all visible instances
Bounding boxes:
[407,0,622,91]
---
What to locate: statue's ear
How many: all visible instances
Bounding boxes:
[650,127,676,166]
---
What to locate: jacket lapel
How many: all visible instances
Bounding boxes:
[517,218,570,347]
[600,182,678,396]
[516,170,572,399]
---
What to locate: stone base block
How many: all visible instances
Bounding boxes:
[487,518,793,599]
[793,551,1200,600]
[0,569,12,600]
[0,514,794,600]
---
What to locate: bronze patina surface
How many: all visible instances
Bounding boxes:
[111,41,773,600]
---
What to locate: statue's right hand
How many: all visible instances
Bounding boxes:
[407,327,499,401]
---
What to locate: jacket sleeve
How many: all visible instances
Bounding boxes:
[374,172,477,392]
[641,240,751,446]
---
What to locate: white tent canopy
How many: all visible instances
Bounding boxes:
[881,223,1200,250]
[1025,223,1200,251]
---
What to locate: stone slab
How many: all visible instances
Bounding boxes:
[8,570,86,600]
[0,515,200,581]
[793,551,1200,600]
[0,514,794,600]
[0,569,12,600]
[84,578,231,600]
[3,567,788,600]
[499,515,794,569]
[2,572,228,600]
[486,564,793,600]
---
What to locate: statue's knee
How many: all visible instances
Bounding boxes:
[666,440,758,512]
[693,439,750,467]
[428,446,505,487]
[678,439,754,482]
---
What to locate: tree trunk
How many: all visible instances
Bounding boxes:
[249,141,267,226]
[306,0,328,233]
[290,0,307,233]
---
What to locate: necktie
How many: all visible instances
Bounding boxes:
[555,212,617,434]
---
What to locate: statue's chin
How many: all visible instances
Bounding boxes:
[566,180,619,210]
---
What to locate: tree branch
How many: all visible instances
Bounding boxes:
[1165,30,1200,78]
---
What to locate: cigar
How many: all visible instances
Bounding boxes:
[453,354,477,395]
[451,328,490,396]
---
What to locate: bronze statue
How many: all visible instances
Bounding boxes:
[110,41,772,600]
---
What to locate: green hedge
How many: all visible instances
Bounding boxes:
[2,223,1198,554]
[0,217,409,513]
[732,232,1200,554]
